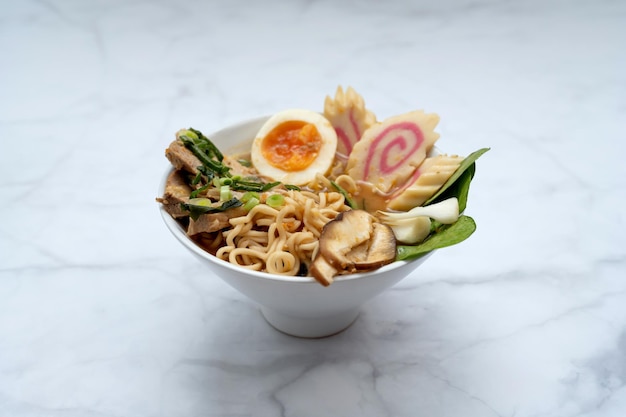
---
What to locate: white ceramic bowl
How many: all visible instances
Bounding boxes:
[158,116,434,338]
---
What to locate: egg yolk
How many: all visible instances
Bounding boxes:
[261,121,322,171]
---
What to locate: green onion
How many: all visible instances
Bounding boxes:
[330,180,357,209]
[266,194,284,208]
[237,159,252,167]
[243,197,260,211]
[187,198,212,206]
[241,191,260,203]
[180,129,199,140]
[188,127,224,162]
[220,177,233,186]
[190,183,212,199]
[196,165,210,176]
[231,180,265,192]
[179,135,230,175]
[191,171,202,185]
[181,198,243,221]
[261,181,281,192]
[284,184,301,191]
[220,185,231,201]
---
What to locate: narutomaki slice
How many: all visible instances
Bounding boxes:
[323,86,377,158]
[346,110,440,193]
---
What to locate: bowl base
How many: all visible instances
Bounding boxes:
[260,307,360,338]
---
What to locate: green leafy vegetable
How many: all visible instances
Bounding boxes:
[187,198,212,206]
[220,185,232,201]
[426,162,476,213]
[191,171,202,185]
[396,215,477,260]
[423,148,489,208]
[188,128,224,162]
[230,178,264,192]
[179,134,230,176]
[241,191,260,203]
[330,180,357,209]
[261,181,281,192]
[237,159,252,167]
[189,183,212,199]
[181,198,243,221]
[389,149,489,260]
[243,197,260,211]
[266,194,285,208]
[178,127,295,196]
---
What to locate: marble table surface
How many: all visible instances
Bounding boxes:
[1,0,625,416]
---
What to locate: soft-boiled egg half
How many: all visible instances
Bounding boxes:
[251,109,338,185]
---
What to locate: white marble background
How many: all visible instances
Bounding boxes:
[1,0,625,416]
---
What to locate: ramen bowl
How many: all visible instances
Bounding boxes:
[158,116,434,338]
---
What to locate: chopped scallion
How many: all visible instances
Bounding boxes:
[237,159,252,167]
[220,185,231,201]
[190,183,211,199]
[188,198,212,206]
[180,129,199,140]
[191,171,202,185]
[266,194,284,208]
[243,197,260,211]
[181,198,242,221]
[330,180,357,209]
[262,181,281,192]
[241,191,260,203]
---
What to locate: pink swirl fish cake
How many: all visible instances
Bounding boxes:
[346,110,440,193]
[323,86,377,158]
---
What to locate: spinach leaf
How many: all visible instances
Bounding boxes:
[423,148,489,209]
[330,180,357,209]
[396,215,476,261]
[181,198,243,221]
[433,162,476,213]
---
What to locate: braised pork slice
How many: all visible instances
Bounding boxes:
[222,155,258,178]
[156,170,192,218]
[187,207,247,236]
[165,140,202,175]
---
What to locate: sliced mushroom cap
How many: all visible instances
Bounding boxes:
[310,210,398,286]
[309,255,338,287]
[352,223,396,270]
[319,210,374,270]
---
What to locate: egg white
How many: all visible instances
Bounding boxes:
[251,109,338,185]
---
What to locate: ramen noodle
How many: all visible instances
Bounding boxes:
[213,188,349,275]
